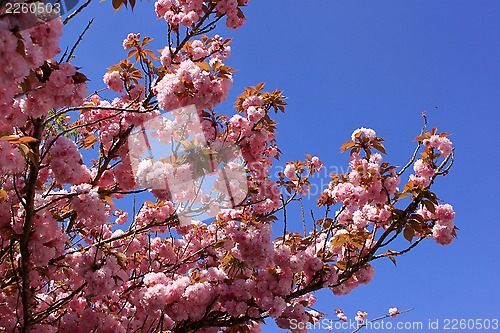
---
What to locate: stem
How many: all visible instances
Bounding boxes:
[351,308,414,333]
[19,118,44,333]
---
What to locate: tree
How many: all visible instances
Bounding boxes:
[0,1,456,332]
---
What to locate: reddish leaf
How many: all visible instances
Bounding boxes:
[372,141,387,154]
[423,200,436,213]
[112,0,124,11]
[404,226,415,242]
[72,72,89,84]
[340,141,356,153]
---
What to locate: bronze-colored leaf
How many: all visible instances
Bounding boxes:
[17,39,26,58]
[72,72,89,84]
[19,136,39,144]
[330,234,349,248]
[340,141,356,153]
[82,135,97,149]
[1,135,37,144]
[423,200,436,213]
[112,0,123,11]
[196,61,211,72]
[388,255,397,266]
[404,226,414,242]
[127,49,137,59]
[372,141,387,154]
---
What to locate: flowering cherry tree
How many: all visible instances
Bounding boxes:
[0,1,456,332]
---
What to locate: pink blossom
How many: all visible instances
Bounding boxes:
[351,127,377,141]
[0,4,458,332]
[0,141,25,175]
[122,32,140,50]
[355,264,375,285]
[423,135,453,157]
[435,204,455,226]
[355,310,368,323]
[336,309,348,322]
[246,106,265,123]
[311,156,324,170]
[414,159,435,178]
[103,71,123,93]
[284,164,296,178]
[432,224,454,245]
[49,136,87,185]
[388,307,399,318]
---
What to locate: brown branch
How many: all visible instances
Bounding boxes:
[62,18,94,63]
[31,283,87,325]
[90,124,134,186]
[373,235,427,261]
[19,118,45,333]
[351,308,414,333]
[397,115,427,176]
[49,214,179,265]
[63,0,92,25]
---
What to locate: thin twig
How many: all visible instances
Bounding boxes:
[397,112,428,176]
[281,195,287,243]
[372,236,426,261]
[299,197,306,237]
[351,308,414,333]
[63,18,94,63]
[63,0,92,25]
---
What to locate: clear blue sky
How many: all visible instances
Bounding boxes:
[60,1,500,331]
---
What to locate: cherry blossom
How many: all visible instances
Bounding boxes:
[0,2,456,332]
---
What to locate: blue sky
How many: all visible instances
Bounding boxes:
[60,0,500,331]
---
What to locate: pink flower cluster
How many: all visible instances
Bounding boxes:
[122,32,141,50]
[135,159,172,190]
[351,127,377,141]
[23,62,88,119]
[215,0,248,29]
[135,201,176,230]
[388,307,399,318]
[321,148,400,226]
[223,95,283,213]
[49,136,90,185]
[29,210,67,266]
[355,310,368,323]
[419,203,456,245]
[423,134,453,157]
[330,264,375,296]
[0,141,25,175]
[70,184,113,230]
[154,59,232,111]
[410,158,435,187]
[228,221,273,269]
[335,309,348,322]
[0,17,64,133]
[103,70,123,93]
[284,163,296,178]
[155,0,249,30]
